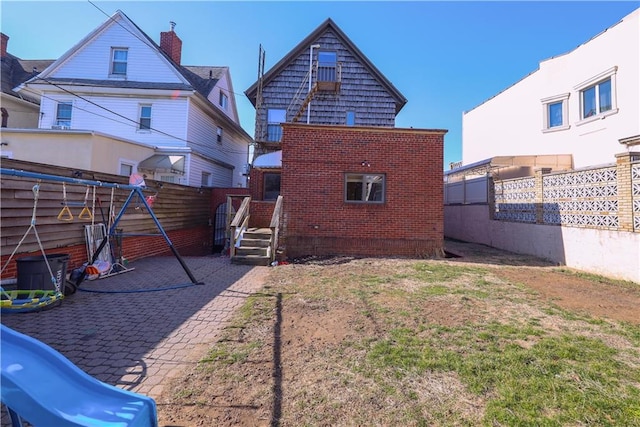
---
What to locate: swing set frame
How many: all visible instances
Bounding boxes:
[1,168,202,294]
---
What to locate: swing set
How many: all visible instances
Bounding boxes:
[1,168,202,313]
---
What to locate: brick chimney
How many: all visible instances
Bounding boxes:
[1,33,9,58]
[160,21,182,65]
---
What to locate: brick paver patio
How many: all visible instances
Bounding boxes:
[1,255,269,401]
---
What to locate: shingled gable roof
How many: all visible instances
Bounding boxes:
[245,18,408,114]
[20,10,228,102]
[1,54,54,103]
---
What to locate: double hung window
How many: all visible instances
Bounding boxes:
[111,48,128,75]
[267,109,286,142]
[139,105,152,130]
[56,102,72,127]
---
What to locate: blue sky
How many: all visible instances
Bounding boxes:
[2,1,638,168]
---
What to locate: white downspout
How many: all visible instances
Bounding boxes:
[307,44,320,124]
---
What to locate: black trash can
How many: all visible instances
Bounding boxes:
[16,254,70,292]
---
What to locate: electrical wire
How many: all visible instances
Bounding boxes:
[24,77,252,156]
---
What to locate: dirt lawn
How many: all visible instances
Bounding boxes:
[157,240,640,426]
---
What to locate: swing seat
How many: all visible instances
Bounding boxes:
[1,289,63,313]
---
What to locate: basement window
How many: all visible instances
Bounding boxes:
[345,173,385,203]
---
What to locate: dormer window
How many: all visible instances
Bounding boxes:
[111,48,128,75]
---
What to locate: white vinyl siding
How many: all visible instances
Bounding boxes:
[189,154,233,187]
[51,16,187,83]
[39,94,188,145]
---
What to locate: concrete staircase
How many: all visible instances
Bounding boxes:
[231,228,273,266]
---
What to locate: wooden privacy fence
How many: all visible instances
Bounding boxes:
[1,159,212,276]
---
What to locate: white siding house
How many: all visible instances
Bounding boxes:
[15,10,252,187]
[462,8,640,168]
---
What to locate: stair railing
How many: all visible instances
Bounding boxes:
[229,196,251,258]
[286,69,311,120]
[269,195,284,263]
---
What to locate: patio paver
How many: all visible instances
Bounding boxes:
[1,255,269,402]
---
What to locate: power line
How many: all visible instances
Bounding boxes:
[31,76,251,156]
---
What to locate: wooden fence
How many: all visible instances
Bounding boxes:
[1,159,212,277]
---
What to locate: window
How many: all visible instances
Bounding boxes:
[159,175,176,183]
[541,93,569,132]
[219,92,228,110]
[111,48,128,75]
[217,126,223,144]
[582,79,611,118]
[119,162,133,177]
[56,102,72,127]
[345,173,385,203]
[1,107,8,128]
[574,66,618,123]
[263,173,281,201]
[201,172,211,187]
[267,109,286,142]
[346,111,355,126]
[317,50,337,82]
[139,105,151,130]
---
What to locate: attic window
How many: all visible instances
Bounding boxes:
[219,92,228,110]
[111,48,128,75]
[317,51,337,82]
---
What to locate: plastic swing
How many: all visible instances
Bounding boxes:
[1,183,64,313]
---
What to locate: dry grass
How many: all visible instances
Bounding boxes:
[158,254,640,427]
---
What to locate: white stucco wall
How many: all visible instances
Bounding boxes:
[462,9,640,168]
[0,129,155,175]
[445,205,640,283]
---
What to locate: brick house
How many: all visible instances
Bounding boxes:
[234,18,446,262]
[244,124,447,260]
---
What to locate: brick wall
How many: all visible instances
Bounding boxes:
[279,123,446,258]
[1,226,212,279]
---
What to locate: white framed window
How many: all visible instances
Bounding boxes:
[139,105,152,131]
[541,93,570,133]
[110,48,128,76]
[574,66,618,124]
[345,173,385,203]
[55,102,72,127]
[201,172,211,187]
[219,92,228,110]
[317,50,337,82]
[118,158,137,176]
[216,126,223,144]
[267,109,286,142]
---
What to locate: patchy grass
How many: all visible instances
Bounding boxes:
[159,259,640,427]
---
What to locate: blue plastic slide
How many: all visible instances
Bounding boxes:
[1,325,158,427]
